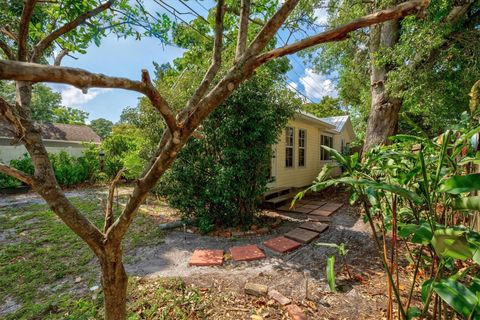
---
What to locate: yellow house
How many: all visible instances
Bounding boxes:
[268,112,355,191]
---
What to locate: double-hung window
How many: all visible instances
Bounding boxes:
[285,127,294,168]
[320,135,333,160]
[298,129,306,167]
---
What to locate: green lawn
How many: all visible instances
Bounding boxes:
[0,196,166,319]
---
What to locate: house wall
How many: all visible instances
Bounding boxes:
[270,118,347,189]
[0,138,91,164]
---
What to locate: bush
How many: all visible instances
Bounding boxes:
[157,74,297,229]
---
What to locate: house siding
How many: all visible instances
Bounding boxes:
[0,137,91,164]
[271,118,332,188]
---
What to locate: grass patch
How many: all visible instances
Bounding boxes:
[0,194,165,319]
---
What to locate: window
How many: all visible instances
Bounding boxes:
[298,129,306,167]
[285,127,294,168]
[320,135,333,160]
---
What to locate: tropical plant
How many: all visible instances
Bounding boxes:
[297,90,480,319]
[316,242,351,293]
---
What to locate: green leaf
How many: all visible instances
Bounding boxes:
[453,196,480,211]
[398,223,433,245]
[432,279,480,318]
[440,174,480,194]
[431,228,472,260]
[326,255,336,293]
[406,306,422,319]
[422,279,434,304]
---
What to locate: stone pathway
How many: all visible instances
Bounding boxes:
[188,201,342,267]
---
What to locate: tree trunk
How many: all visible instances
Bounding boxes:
[100,243,128,320]
[363,19,402,154]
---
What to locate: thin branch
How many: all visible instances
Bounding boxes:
[0,39,15,60]
[1,28,18,42]
[18,0,38,61]
[0,61,178,133]
[0,163,34,185]
[225,6,264,26]
[184,0,225,112]
[53,49,69,66]
[253,0,428,66]
[104,168,124,233]
[236,0,251,60]
[31,0,114,62]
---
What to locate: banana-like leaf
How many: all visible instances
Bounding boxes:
[321,145,348,167]
[398,223,433,245]
[326,255,336,293]
[432,279,480,318]
[422,279,434,304]
[431,228,473,261]
[335,177,424,204]
[453,196,480,211]
[440,174,480,194]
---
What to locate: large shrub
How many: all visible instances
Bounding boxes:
[158,75,297,231]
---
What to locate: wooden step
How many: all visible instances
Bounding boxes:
[264,191,298,206]
[264,186,292,200]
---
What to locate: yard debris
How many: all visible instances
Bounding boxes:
[285,303,307,320]
[245,282,268,297]
[268,289,291,306]
[74,277,82,283]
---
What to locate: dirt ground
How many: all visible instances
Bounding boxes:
[0,187,417,319]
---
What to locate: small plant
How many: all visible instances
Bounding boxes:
[316,242,351,293]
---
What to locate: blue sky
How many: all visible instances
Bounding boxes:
[49,1,335,123]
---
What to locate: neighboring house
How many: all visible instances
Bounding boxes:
[268,112,355,190]
[0,119,101,164]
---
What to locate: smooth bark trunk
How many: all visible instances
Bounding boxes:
[363,19,402,153]
[100,244,128,320]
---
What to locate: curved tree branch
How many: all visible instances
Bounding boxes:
[0,38,15,60]
[253,0,428,66]
[53,49,69,66]
[18,0,38,61]
[236,0,250,60]
[0,60,178,133]
[31,0,114,62]
[0,163,35,185]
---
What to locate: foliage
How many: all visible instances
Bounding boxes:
[89,118,114,139]
[304,0,480,139]
[0,81,88,124]
[301,96,346,118]
[158,74,297,230]
[316,242,351,293]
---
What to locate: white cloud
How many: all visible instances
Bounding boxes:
[57,86,112,107]
[314,7,328,25]
[299,68,337,100]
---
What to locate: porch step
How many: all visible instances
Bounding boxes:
[263,186,292,200]
[263,191,298,208]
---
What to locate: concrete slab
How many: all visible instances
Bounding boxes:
[298,221,329,233]
[189,249,224,266]
[284,228,320,244]
[229,245,266,261]
[263,236,301,254]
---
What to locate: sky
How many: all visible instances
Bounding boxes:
[49,0,335,123]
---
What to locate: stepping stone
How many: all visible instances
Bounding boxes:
[296,199,310,205]
[310,208,334,217]
[277,204,292,211]
[292,206,314,214]
[229,245,266,261]
[264,236,301,254]
[307,215,331,222]
[302,204,321,210]
[308,200,327,206]
[298,221,329,233]
[189,249,224,266]
[284,227,320,244]
[322,202,343,211]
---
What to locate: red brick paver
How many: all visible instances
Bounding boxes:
[230,245,266,261]
[189,249,224,266]
[285,304,307,320]
[264,236,301,254]
[284,228,320,244]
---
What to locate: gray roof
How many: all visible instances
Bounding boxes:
[297,110,337,129]
[0,119,101,143]
[320,115,350,132]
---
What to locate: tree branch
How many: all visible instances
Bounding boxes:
[225,6,264,26]
[253,0,428,65]
[236,0,250,60]
[0,38,15,60]
[53,49,69,66]
[31,0,114,62]
[184,0,225,112]
[104,168,124,233]
[0,60,178,133]
[1,28,18,42]
[0,162,34,185]
[18,0,38,61]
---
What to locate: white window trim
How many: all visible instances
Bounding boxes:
[298,128,306,168]
[285,126,294,168]
[320,134,334,162]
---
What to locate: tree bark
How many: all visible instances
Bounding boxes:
[363,19,402,153]
[99,244,128,320]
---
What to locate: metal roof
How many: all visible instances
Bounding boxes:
[320,115,350,132]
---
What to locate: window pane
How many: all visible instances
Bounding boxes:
[286,148,293,167]
[299,149,305,167]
